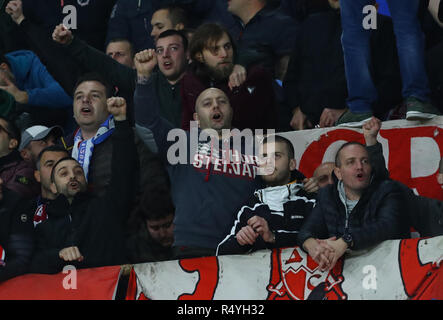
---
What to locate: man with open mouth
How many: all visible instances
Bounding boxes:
[180,23,277,132]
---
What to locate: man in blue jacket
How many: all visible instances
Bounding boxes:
[0,50,72,128]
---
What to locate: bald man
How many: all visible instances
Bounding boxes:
[135,51,264,258]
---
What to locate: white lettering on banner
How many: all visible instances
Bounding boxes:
[363,5,377,30]
[62,265,77,290]
[362,265,377,290]
[62,5,77,30]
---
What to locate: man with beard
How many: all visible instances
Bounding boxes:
[216,135,316,256]
[29,97,137,274]
[180,23,277,131]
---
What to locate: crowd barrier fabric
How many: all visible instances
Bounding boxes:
[0,265,122,300]
[127,236,443,300]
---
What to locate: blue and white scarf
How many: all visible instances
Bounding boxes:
[72,115,115,180]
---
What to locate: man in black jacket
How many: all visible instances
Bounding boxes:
[298,127,410,272]
[284,0,402,130]
[0,177,34,282]
[29,97,137,274]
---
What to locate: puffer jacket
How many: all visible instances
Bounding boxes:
[297,173,410,251]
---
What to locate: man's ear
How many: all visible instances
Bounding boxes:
[193,112,200,127]
[49,182,58,195]
[0,62,8,71]
[9,138,18,150]
[334,167,342,181]
[195,52,204,63]
[174,23,184,31]
[34,170,41,183]
[289,158,297,172]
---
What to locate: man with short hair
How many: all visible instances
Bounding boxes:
[106,38,135,68]
[52,26,189,132]
[19,125,63,164]
[0,116,39,198]
[150,5,188,43]
[29,97,137,274]
[31,145,69,227]
[313,162,335,189]
[181,23,277,131]
[217,135,316,255]
[298,134,409,271]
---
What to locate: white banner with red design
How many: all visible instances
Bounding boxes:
[128,236,443,300]
[283,117,443,200]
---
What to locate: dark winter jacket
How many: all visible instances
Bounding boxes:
[216,181,315,255]
[134,80,263,250]
[0,188,34,282]
[284,9,402,125]
[297,143,410,251]
[0,150,39,199]
[232,4,298,75]
[22,0,116,51]
[29,120,137,274]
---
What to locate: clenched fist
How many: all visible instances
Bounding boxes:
[134,49,157,78]
[107,97,127,121]
[5,0,25,25]
[59,246,84,262]
[52,24,73,45]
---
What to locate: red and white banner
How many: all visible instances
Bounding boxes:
[282,117,443,200]
[128,236,443,300]
[0,265,122,300]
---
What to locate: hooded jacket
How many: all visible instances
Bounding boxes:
[29,120,137,274]
[5,50,72,109]
[134,80,263,250]
[216,181,316,256]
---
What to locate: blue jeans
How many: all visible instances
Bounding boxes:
[340,0,430,113]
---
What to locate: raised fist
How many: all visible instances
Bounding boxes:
[5,0,25,25]
[362,116,382,146]
[107,97,127,121]
[52,24,73,45]
[134,49,157,78]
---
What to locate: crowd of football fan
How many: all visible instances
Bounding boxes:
[0,0,442,283]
